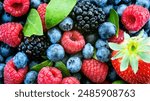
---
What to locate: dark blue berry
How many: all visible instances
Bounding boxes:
[30,0,42,8]
[96,47,110,62]
[108,0,121,5]
[107,67,119,82]
[1,12,14,23]
[0,2,3,15]
[67,57,82,73]
[59,17,74,31]
[13,52,28,69]
[98,22,116,39]
[43,0,50,3]
[47,44,65,62]
[82,43,94,59]
[47,28,62,44]
[85,33,99,45]
[98,0,107,7]
[0,63,5,79]
[0,43,11,57]
[29,61,39,69]
[0,55,4,63]
[5,56,13,63]
[95,39,109,49]
[102,5,113,15]
[73,73,82,81]
[136,0,150,9]
[117,4,127,16]
[24,71,38,84]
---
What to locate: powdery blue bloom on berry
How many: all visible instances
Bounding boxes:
[136,0,150,9]
[82,43,94,59]
[30,0,42,9]
[13,52,28,69]
[95,39,109,49]
[0,43,11,57]
[48,28,62,44]
[102,5,113,15]
[24,71,38,84]
[117,4,127,16]
[47,44,65,62]
[67,57,82,73]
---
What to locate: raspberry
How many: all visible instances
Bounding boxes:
[108,29,124,44]
[37,3,47,32]
[81,59,108,83]
[61,77,80,84]
[4,59,28,84]
[38,67,62,84]
[0,22,23,47]
[3,0,30,17]
[61,31,85,54]
[122,5,150,32]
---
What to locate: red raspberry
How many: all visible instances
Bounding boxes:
[3,0,30,17]
[81,59,108,83]
[38,67,62,84]
[108,29,124,44]
[37,3,47,32]
[122,5,150,32]
[61,77,80,84]
[4,59,28,84]
[61,31,85,54]
[0,22,22,47]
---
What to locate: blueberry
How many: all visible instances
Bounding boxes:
[5,56,13,63]
[59,17,73,31]
[0,55,4,63]
[82,43,94,59]
[85,33,99,45]
[71,52,83,59]
[136,0,150,9]
[95,39,109,49]
[0,43,11,57]
[1,12,14,23]
[0,2,3,15]
[122,0,131,4]
[0,63,5,79]
[67,57,82,73]
[47,44,65,62]
[13,52,28,69]
[96,47,110,62]
[117,4,127,16]
[98,22,116,39]
[29,61,39,69]
[98,0,107,7]
[102,5,113,15]
[73,73,82,81]
[47,28,62,44]
[144,19,150,30]
[108,0,121,5]
[30,0,42,8]
[107,67,119,82]
[24,71,38,84]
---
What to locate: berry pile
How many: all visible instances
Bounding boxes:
[0,0,150,84]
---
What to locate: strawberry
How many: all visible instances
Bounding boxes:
[109,31,150,84]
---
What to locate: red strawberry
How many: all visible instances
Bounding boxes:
[4,59,28,84]
[61,30,85,54]
[38,67,62,84]
[122,5,150,32]
[109,31,150,84]
[3,0,30,17]
[61,77,80,84]
[37,3,47,32]
[0,22,22,47]
[108,29,124,44]
[81,59,108,83]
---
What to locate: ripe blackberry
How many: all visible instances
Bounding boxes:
[18,35,50,59]
[71,0,106,33]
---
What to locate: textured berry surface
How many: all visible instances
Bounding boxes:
[122,5,150,32]
[61,31,85,54]
[4,59,28,84]
[24,71,38,84]
[0,43,11,57]
[82,59,108,83]
[38,67,62,84]
[37,3,47,32]
[0,22,22,47]
[62,77,80,84]
[82,43,94,59]
[95,39,109,49]
[3,0,30,17]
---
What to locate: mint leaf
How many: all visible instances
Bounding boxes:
[31,60,53,72]
[108,9,119,36]
[55,61,71,77]
[46,0,77,29]
[23,9,43,37]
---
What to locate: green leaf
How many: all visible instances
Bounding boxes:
[138,52,150,63]
[108,9,119,36]
[130,55,138,74]
[55,61,71,77]
[23,9,43,37]
[111,51,124,60]
[109,42,123,51]
[46,0,77,29]
[120,55,129,71]
[93,49,98,60]
[31,60,53,72]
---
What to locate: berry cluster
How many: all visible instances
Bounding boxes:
[0,0,150,84]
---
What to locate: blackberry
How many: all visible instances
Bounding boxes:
[71,0,106,33]
[18,35,50,59]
